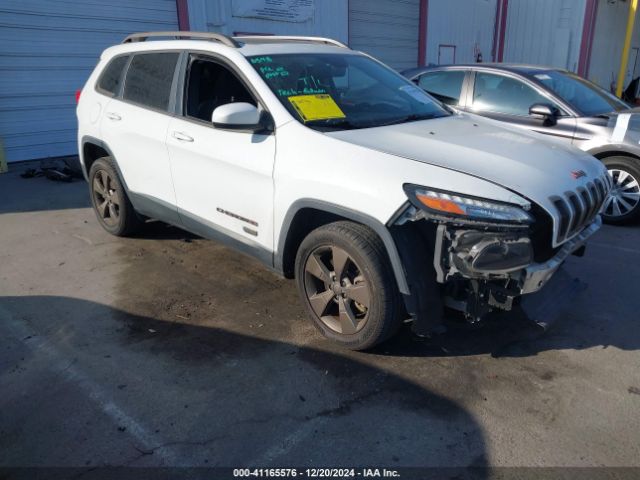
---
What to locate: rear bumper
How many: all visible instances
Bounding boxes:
[520,216,601,294]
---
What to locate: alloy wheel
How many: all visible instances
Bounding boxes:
[603,168,640,218]
[92,169,121,227]
[303,245,371,335]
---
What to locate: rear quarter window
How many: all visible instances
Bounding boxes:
[96,55,129,96]
[123,52,180,111]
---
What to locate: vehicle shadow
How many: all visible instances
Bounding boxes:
[0,295,489,476]
[136,220,200,241]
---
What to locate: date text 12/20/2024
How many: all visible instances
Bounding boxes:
[233,469,401,478]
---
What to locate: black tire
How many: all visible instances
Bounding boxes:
[88,156,142,236]
[294,221,402,350]
[601,156,640,225]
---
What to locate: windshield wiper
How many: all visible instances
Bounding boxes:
[306,114,440,130]
[374,113,440,127]
[305,119,361,130]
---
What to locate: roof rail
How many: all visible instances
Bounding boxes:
[234,35,348,49]
[122,31,240,48]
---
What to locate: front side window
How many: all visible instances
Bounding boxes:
[472,72,552,116]
[123,52,179,111]
[185,56,256,122]
[417,70,466,106]
[532,70,629,116]
[97,55,129,96]
[248,53,449,131]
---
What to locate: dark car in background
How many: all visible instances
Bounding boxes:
[403,64,640,224]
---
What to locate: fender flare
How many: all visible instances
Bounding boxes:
[81,135,136,192]
[80,135,117,179]
[275,199,410,295]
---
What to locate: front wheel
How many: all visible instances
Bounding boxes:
[294,221,402,350]
[601,156,640,225]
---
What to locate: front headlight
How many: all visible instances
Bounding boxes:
[403,184,534,225]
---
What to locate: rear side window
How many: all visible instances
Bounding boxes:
[417,70,466,106]
[123,52,179,111]
[97,56,129,96]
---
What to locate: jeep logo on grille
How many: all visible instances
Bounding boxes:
[571,170,587,179]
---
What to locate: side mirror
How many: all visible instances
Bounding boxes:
[529,103,559,124]
[211,103,271,132]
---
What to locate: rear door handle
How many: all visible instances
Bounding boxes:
[105,112,121,121]
[172,131,194,142]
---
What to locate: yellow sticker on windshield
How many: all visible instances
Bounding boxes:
[288,94,346,122]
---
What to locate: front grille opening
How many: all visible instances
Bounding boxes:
[567,193,583,235]
[552,176,608,245]
[594,178,605,202]
[594,179,605,202]
[587,184,600,219]
[553,198,571,240]
[531,204,559,262]
[579,188,594,221]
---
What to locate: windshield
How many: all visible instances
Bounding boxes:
[532,70,630,116]
[248,53,449,130]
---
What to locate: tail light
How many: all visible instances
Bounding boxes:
[75,89,82,104]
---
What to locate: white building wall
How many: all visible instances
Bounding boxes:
[503,0,586,72]
[187,0,347,43]
[426,0,497,65]
[589,0,640,90]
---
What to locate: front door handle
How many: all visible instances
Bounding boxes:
[172,131,194,142]
[105,112,121,121]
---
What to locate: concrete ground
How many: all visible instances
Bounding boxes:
[1,167,639,476]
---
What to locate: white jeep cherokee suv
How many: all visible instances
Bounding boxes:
[77,32,610,350]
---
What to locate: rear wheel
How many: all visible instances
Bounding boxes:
[88,157,142,236]
[601,156,640,225]
[295,221,402,350]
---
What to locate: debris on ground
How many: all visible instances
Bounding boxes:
[20,157,82,182]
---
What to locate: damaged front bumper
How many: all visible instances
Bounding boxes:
[389,201,601,327]
[432,215,601,320]
[520,217,600,294]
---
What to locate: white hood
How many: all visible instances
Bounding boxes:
[326,113,606,205]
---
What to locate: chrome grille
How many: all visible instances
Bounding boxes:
[551,172,611,244]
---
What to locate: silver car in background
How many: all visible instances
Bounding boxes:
[403,64,640,224]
